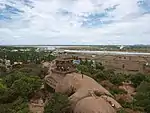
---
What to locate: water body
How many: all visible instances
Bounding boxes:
[64,50,150,56]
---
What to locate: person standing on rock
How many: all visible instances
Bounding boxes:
[81,71,83,78]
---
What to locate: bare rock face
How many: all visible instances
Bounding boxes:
[55,73,112,96]
[74,97,116,113]
[55,73,122,113]
[45,59,122,113]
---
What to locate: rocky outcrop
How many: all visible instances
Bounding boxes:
[44,60,122,113]
[74,97,116,113]
[55,73,122,113]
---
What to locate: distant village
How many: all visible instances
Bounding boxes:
[0,47,55,74]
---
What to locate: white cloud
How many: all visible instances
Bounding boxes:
[0,0,150,45]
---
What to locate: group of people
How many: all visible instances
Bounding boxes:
[57,65,71,71]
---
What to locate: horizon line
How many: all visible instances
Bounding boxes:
[1,44,150,46]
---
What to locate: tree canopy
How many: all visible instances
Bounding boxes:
[134,81,150,112]
[44,93,71,113]
[0,64,43,113]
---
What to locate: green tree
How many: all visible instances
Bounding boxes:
[109,73,126,85]
[11,76,42,99]
[94,70,105,81]
[117,108,128,113]
[95,62,104,70]
[11,97,30,113]
[44,93,71,113]
[134,81,150,112]
[110,87,127,95]
[0,97,30,113]
[130,73,146,88]
[3,71,24,87]
[0,80,6,95]
[77,65,89,73]
[0,89,19,104]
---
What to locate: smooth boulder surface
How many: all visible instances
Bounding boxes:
[55,72,122,113]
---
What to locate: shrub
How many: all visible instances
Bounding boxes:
[44,93,71,113]
[134,81,150,112]
[110,87,127,95]
[117,108,128,113]
[130,73,146,88]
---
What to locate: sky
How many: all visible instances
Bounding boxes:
[0,0,150,45]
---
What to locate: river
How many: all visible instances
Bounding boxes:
[63,50,150,56]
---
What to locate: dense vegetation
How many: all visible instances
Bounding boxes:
[0,46,56,64]
[0,46,56,113]
[0,64,42,113]
[44,93,71,113]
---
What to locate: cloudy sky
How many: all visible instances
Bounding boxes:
[0,0,150,45]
